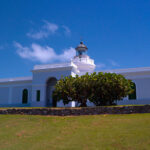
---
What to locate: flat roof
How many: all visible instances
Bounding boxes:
[0,76,32,83]
[97,67,150,74]
[33,62,77,71]
[1,66,150,83]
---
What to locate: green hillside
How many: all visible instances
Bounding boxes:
[0,114,150,150]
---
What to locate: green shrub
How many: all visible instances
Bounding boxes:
[53,72,133,107]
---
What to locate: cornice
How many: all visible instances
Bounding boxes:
[32,66,74,73]
[0,77,32,84]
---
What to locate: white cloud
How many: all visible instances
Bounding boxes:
[96,63,106,69]
[27,31,49,39]
[59,47,75,61]
[96,60,120,71]
[108,59,120,67]
[62,25,71,36]
[27,21,71,39]
[27,21,58,39]
[43,21,58,33]
[14,42,76,63]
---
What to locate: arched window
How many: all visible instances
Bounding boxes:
[22,89,28,104]
[129,83,136,100]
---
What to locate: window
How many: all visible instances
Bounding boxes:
[129,83,136,100]
[36,90,40,102]
[22,89,28,104]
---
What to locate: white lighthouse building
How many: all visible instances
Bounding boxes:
[0,41,150,107]
[72,41,95,74]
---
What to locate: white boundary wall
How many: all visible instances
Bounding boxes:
[117,99,150,105]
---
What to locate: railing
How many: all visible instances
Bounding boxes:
[72,57,95,65]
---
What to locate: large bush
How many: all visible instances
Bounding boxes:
[53,74,92,107]
[89,72,133,106]
[53,72,133,107]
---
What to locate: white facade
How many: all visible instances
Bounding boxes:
[0,61,85,107]
[0,42,150,107]
[0,77,32,107]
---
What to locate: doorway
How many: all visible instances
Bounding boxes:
[46,77,57,107]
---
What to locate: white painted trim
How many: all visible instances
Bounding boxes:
[33,62,77,70]
[0,83,32,88]
[32,66,74,73]
[0,77,32,84]
[97,67,150,74]
[126,75,150,79]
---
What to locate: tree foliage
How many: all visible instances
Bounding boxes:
[89,72,133,106]
[53,72,133,107]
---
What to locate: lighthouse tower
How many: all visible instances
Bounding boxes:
[72,41,96,74]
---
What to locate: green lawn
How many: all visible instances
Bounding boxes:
[0,114,150,150]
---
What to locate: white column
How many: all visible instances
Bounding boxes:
[71,101,76,107]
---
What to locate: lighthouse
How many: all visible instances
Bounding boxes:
[72,41,96,74]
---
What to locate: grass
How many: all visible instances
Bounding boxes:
[0,114,150,150]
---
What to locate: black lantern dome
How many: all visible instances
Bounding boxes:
[75,41,88,56]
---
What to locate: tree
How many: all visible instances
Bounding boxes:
[53,73,92,107]
[89,72,133,106]
[53,72,133,107]
[73,73,93,107]
[53,76,75,105]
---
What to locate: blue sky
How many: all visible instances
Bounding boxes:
[0,0,150,78]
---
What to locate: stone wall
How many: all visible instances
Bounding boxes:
[0,105,150,116]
